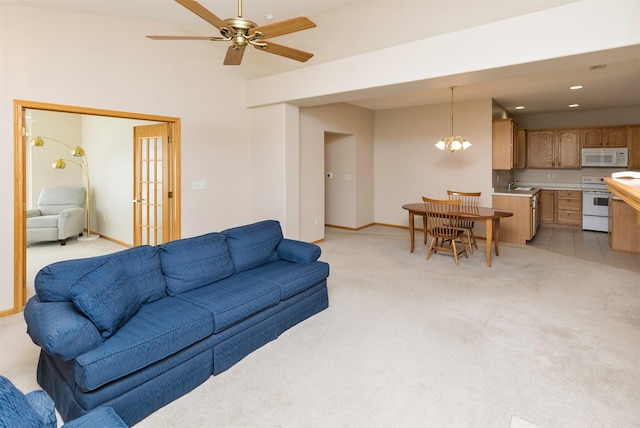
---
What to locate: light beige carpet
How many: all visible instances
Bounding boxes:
[2,226,638,427]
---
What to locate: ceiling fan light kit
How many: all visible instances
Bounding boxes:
[436,86,471,152]
[147,0,316,66]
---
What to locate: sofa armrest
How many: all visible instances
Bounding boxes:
[63,407,128,428]
[26,209,41,218]
[277,239,321,263]
[24,297,103,361]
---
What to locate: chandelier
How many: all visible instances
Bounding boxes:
[435,86,471,152]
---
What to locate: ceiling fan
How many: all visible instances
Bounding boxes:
[146,0,316,65]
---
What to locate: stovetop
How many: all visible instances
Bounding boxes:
[581,176,607,189]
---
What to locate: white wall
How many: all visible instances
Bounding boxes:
[2,0,638,312]
[299,103,375,241]
[0,5,253,311]
[28,111,84,208]
[375,99,494,227]
[83,115,155,245]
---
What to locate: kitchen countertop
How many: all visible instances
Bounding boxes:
[493,187,540,197]
[605,177,640,213]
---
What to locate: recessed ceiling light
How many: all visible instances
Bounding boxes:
[570,85,583,90]
[569,104,579,108]
[515,106,525,110]
[265,14,274,20]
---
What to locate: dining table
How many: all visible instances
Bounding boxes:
[402,203,514,267]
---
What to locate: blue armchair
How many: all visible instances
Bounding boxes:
[0,375,127,427]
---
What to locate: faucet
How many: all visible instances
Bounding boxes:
[507,181,517,190]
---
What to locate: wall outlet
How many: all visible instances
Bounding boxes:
[314,217,318,225]
[192,180,207,189]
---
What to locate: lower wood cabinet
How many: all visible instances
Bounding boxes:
[609,199,640,253]
[537,189,581,226]
[492,195,533,244]
[539,190,555,223]
[556,190,582,225]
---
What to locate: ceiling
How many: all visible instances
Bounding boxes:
[4,0,639,115]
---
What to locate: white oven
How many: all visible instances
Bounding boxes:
[581,176,609,232]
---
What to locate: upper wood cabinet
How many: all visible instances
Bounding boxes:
[527,130,554,168]
[527,129,580,169]
[628,125,640,169]
[581,126,627,148]
[492,118,516,170]
[515,128,527,169]
[556,129,581,168]
[604,127,627,147]
[581,128,603,148]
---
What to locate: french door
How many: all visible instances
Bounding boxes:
[133,123,172,246]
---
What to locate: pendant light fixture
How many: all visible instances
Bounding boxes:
[435,86,471,152]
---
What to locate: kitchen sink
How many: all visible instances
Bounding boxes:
[515,187,534,190]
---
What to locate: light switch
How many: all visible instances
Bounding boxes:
[192,180,207,189]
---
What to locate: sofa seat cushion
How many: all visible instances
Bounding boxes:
[241,260,330,300]
[223,220,282,272]
[26,214,59,228]
[69,260,144,338]
[74,297,213,392]
[175,275,280,333]
[35,245,166,305]
[160,232,234,296]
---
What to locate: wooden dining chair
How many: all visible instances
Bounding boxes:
[447,190,481,254]
[422,197,469,266]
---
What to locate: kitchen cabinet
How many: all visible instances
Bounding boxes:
[603,127,627,147]
[609,199,640,253]
[581,128,602,148]
[527,130,554,167]
[516,128,527,168]
[628,126,640,169]
[492,194,534,244]
[539,190,555,223]
[492,118,516,170]
[527,129,580,168]
[556,190,582,225]
[581,127,627,148]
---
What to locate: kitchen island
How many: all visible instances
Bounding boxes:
[605,177,640,215]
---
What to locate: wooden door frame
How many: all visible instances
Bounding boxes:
[11,99,181,316]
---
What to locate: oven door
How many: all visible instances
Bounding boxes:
[582,190,610,216]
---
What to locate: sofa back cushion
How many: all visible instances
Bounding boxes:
[69,259,144,338]
[35,245,166,304]
[159,232,235,296]
[224,220,283,272]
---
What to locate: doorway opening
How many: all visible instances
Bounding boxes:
[10,100,181,317]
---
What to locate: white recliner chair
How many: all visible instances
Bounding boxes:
[27,186,86,245]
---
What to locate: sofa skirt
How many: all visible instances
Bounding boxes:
[38,348,213,426]
[37,281,329,426]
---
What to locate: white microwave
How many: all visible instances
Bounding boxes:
[581,147,628,168]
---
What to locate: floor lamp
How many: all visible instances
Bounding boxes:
[30,136,100,241]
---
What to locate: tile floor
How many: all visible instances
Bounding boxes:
[527,224,640,272]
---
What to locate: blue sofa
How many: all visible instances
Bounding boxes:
[24,220,329,426]
[0,375,127,427]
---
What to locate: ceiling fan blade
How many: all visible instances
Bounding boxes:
[251,16,316,39]
[257,41,313,62]
[224,46,246,65]
[146,35,225,40]
[174,0,228,30]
